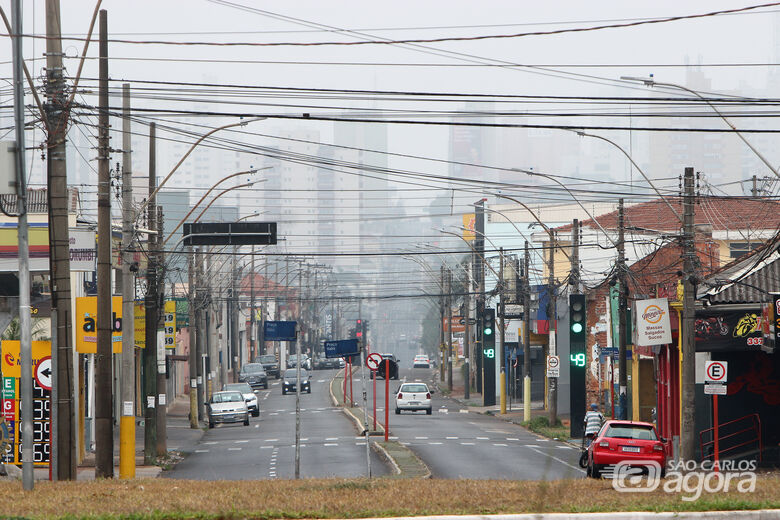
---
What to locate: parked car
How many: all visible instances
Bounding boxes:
[238,363,268,390]
[287,354,311,371]
[282,368,311,394]
[395,382,433,415]
[369,353,399,380]
[222,382,259,417]
[313,354,339,370]
[207,391,250,428]
[586,420,668,478]
[255,354,280,379]
[413,354,430,368]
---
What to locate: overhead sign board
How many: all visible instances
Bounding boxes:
[634,298,672,346]
[263,321,296,341]
[183,222,277,246]
[324,339,360,358]
[705,360,728,383]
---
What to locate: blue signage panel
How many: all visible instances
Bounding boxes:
[263,321,297,341]
[324,339,360,358]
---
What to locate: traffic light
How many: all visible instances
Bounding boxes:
[482,308,496,406]
[483,308,495,337]
[569,293,586,437]
[356,319,363,339]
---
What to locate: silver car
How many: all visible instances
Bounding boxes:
[223,382,259,417]
[207,391,250,428]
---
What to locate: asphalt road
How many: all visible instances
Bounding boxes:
[165,369,390,480]
[370,365,586,480]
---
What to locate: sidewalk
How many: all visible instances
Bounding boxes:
[32,393,204,481]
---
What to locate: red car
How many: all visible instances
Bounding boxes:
[587,420,668,478]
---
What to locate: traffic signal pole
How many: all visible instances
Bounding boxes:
[499,248,506,414]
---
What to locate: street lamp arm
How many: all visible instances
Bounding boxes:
[493,193,572,262]
[136,117,266,221]
[162,168,262,247]
[574,130,683,223]
[621,76,780,181]
[437,228,502,280]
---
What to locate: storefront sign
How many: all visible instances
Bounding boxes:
[75,296,124,353]
[635,298,672,346]
[695,309,767,352]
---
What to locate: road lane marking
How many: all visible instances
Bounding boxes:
[269,413,278,416]
[526,445,585,473]
[195,449,209,453]
[326,437,338,441]
[235,440,249,443]
[507,438,519,441]
[415,436,428,440]
[476,437,489,440]
[228,447,242,451]
[446,436,458,440]
[460,442,475,445]
[204,441,217,445]
[524,444,540,448]
[493,443,508,447]
[557,445,573,449]
[265,439,279,442]
[429,442,443,445]
[324,443,338,447]
[260,446,273,449]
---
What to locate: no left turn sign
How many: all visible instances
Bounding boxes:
[35,356,52,391]
[705,360,728,383]
[366,352,383,371]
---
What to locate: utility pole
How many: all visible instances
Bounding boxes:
[523,241,531,422]
[156,207,167,456]
[447,268,453,392]
[250,246,256,362]
[439,265,445,382]
[681,167,696,462]
[548,235,557,425]
[94,9,113,479]
[463,280,470,400]
[474,199,486,392]
[188,250,198,428]
[119,83,135,479]
[45,0,75,481]
[230,246,238,382]
[11,0,33,490]
[617,200,628,420]
[499,248,506,414]
[143,123,158,464]
[196,249,206,421]
[751,175,758,197]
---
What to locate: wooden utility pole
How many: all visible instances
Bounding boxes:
[119,84,136,478]
[617,200,628,420]
[446,268,453,392]
[548,235,557,425]
[143,123,158,464]
[45,0,75,481]
[523,241,531,422]
[94,9,113,479]
[681,167,696,461]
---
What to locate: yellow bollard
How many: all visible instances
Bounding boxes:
[119,415,135,478]
[500,370,506,414]
[524,376,531,422]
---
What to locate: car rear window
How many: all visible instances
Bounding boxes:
[242,364,265,374]
[604,424,657,440]
[400,384,428,393]
[258,355,276,363]
[213,392,243,403]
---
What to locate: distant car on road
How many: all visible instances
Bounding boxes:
[255,354,280,379]
[222,382,259,417]
[395,382,433,415]
[207,391,250,428]
[287,354,311,371]
[369,353,399,380]
[313,354,340,370]
[238,363,268,390]
[586,420,667,478]
[282,368,311,394]
[413,354,430,368]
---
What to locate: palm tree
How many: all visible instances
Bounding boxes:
[1,317,50,341]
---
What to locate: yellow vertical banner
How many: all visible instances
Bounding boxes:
[75,296,124,353]
[134,303,146,349]
[164,300,176,349]
[462,213,476,242]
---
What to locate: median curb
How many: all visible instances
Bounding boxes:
[353,512,780,520]
[329,369,431,479]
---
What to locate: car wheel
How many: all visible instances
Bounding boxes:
[252,410,260,417]
[243,416,250,426]
[307,387,311,394]
[282,389,286,395]
[395,407,401,415]
[208,421,214,429]
[426,407,432,415]
[590,462,602,479]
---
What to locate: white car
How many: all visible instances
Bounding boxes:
[395,383,433,415]
[223,382,259,417]
[413,355,430,368]
[207,391,250,428]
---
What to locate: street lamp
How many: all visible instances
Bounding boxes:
[620,76,780,180]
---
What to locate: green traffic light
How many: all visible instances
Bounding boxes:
[484,327,493,336]
[571,323,583,334]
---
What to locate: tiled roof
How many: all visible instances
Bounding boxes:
[554,197,780,233]
[698,237,780,303]
[0,188,80,214]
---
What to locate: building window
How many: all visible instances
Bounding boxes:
[729,242,760,259]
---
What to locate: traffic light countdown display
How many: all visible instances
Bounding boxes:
[482,308,496,406]
[569,294,586,437]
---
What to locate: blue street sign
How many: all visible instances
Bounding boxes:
[263,321,297,341]
[324,339,360,358]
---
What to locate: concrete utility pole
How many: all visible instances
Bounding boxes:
[11,0,33,490]
[463,283,470,400]
[681,167,696,461]
[119,83,135,479]
[143,123,158,464]
[499,248,506,414]
[94,9,113,479]
[156,206,167,456]
[617,200,628,420]
[188,250,198,428]
[447,268,453,392]
[548,236,557,425]
[230,246,238,382]
[250,246,256,362]
[440,265,445,382]
[523,241,531,422]
[196,250,206,421]
[45,0,75,481]
[474,199,486,392]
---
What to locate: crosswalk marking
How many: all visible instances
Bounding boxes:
[460,442,475,445]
